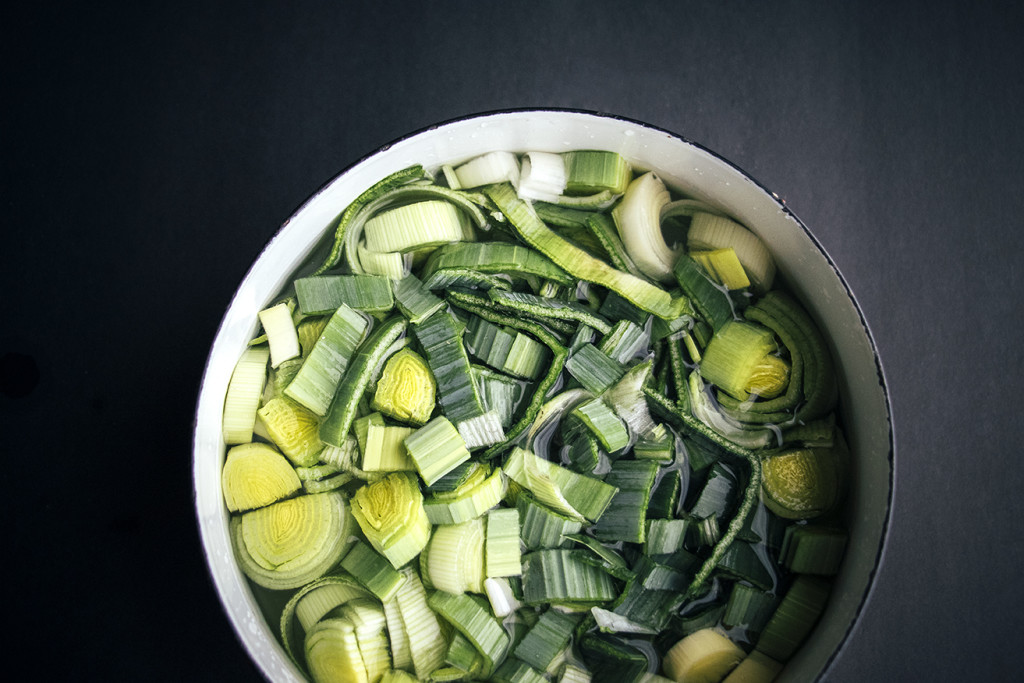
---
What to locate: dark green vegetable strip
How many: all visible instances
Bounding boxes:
[585,212,647,279]
[294,274,395,315]
[756,576,832,662]
[319,316,408,447]
[647,469,681,519]
[446,293,567,460]
[422,241,574,286]
[313,165,430,275]
[413,309,486,425]
[592,460,659,544]
[486,182,676,319]
[486,288,613,334]
[578,634,649,683]
[673,253,737,330]
[564,344,626,395]
[513,608,583,671]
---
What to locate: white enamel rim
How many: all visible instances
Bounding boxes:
[193,108,894,682]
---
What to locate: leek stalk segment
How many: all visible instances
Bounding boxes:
[349,472,431,568]
[611,172,678,283]
[371,347,436,425]
[232,491,354,590]
[222,346,270,444]
[221,442,301,512]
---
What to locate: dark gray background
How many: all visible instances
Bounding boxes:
[3,0,1021,680]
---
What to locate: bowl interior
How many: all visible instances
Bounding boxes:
[194,109,893,682]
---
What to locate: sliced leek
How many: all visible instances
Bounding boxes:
[687,212,775,293]
[222,346,270,444]
[611,172,677,283]
[221,442,301,512]
[349,472,431,568]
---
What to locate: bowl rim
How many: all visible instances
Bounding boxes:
[192,106,895,681]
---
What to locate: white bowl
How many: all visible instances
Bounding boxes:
[194,109,893,682]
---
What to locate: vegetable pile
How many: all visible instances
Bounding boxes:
[220,150,849,683]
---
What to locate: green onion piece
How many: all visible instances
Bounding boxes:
[780,525,847,575]
[284,303,369,416]
[472,366,524,429]
[584,212,647,279]
[446,295,569,458]
[421,240,574,286]
[486,288,614,335]
[611,172,677,283]
[634,424,676,462]
[257,396,324,467]
[518,493,583,550]
[457,409,507,450]
[222,346,270,444]
[504,447,619,523]
[518,151,569,202]
[687,212,776,293]
[404,416,471,486]
[604,359,659,439]
[258,301,302,368]
[699,320,784,402]
[723,583,779,635]
[339,540,407,602]
[319,316,408,447]
[592,460,659,544]
[521,549,620,606]
[357,244,412,279]
[445,631,483,674]
[565,344,626,394]
[562,534,633,582]
[485,182,676,319]
[571,398,630,453]
[231,491,354,590]
[454,151,520,189]
[349,472,431,568]
[423,466,505,525]
[393,566,448,678]
[597,320,648,364]
[371,347,436,426]
[716,541,776,591]
[363,199,466,253]
[559,663,593,683]
[393,272,446,324]
[221,442,301,513]
[294,274,395,315]
[514,608,583,671]
[493,659,548,683]
[304,617,368,683]
[427,591,511,678]
[280,574,369,664]
[562,150,631,195]
[644,518,689,555]
[577,634,650,683]
[355,413,416,472]
[301,471,354,494]
[755,576,831,662]
[424,518,486,594]
[689,461,740,520]
[692,247,751,291]
[414,309,487,425]
[313,164,430,275]
[663,628,744,683]
[672,254,737,331]
[646,468,681,519]
[485,507,522,578]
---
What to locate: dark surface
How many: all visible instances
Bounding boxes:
[3,1,1022,680]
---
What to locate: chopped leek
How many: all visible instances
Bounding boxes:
[663,628,744,683]
[284,303,368,416]
[257,396,324,467]
[363,199,466,253]
[231,491,354,590]
[423,518,486,594]
[371,347,436,425]
[485,507,522,577]
[404,416,471,486]
[258,302,301,368]
[222,346,270,444]
[349,472,431,568]
[611,172,677,283]
[221,442,301,512]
